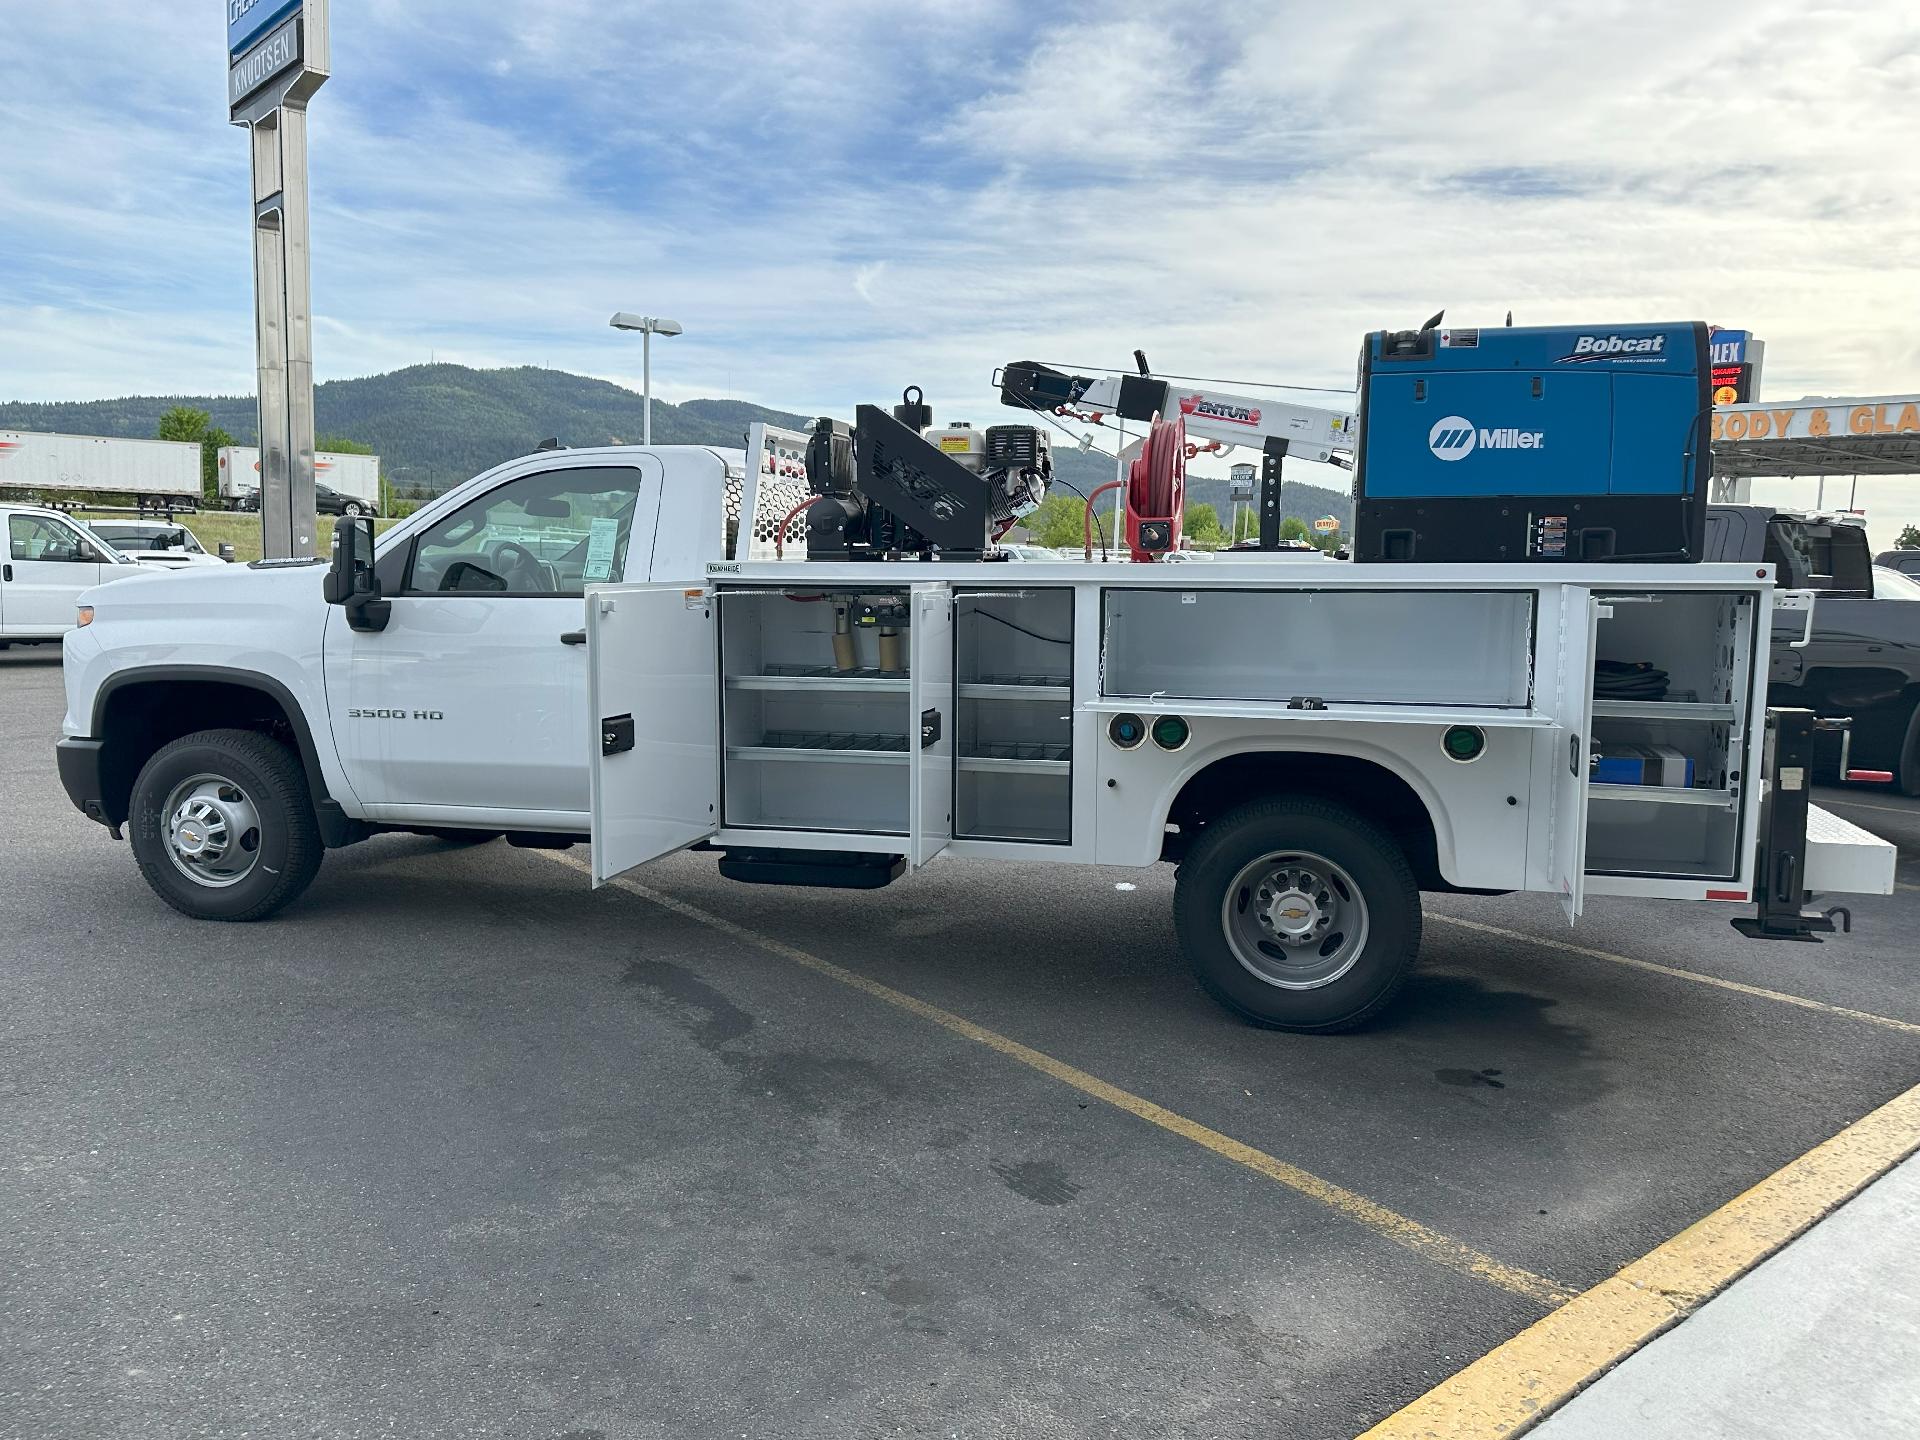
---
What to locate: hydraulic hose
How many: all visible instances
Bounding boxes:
[1083,480,1123,560]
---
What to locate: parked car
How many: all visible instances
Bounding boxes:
[1874,549,1920,577]
[1707,506,1920,792]
[1,504,159,646]
[236,481,375,517]
[83,521,227,569]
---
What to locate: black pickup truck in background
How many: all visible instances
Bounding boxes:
[1705,506,1920,793]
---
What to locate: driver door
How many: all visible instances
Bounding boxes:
[3,513,112,635]
[323,458,663,825]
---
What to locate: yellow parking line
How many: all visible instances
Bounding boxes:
[541,851,1576,1308]
[1428,913,1920,1037]
[1357,1078,1920,1439]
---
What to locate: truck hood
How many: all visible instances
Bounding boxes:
[80,556,329,612]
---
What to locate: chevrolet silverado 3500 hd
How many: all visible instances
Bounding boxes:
[57,424,1896,1032]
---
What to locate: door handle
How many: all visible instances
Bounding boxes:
[560,630,586,646]
[2,564,10,582]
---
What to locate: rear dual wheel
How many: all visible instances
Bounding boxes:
[1174,798,1421,1032]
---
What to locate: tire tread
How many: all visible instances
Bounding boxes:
[1175,795,1421,1033]
[129,728,323,922]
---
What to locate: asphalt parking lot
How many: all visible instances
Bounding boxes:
[4,643,1918,1440]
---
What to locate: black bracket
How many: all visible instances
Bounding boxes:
[920,707,942,748]
[1259,437,1290,550]
[601,714,635,757]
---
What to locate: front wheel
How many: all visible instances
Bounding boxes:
[1173,797,1421,1032]
[342,501,365,517]
[128,729,323,921]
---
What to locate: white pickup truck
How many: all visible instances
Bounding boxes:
[3,503,154,645]
[58,439,1897,1031]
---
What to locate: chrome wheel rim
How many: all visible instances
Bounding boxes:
[163,773,263,889]
[1221,849,1370,990]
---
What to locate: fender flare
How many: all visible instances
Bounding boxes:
[1150,733,1459,882]
[91,664,336,815]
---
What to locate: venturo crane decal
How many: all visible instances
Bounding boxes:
[1178,395,1263,427]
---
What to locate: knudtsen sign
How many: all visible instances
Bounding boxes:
[229,14,302,106]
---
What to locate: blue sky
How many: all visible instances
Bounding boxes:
[3,2,1918,533]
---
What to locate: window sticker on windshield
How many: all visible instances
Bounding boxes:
[583,517,620,582]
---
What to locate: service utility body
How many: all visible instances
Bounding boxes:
[57,319,1898,1032]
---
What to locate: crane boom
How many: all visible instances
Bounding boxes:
[996,360,1356,462]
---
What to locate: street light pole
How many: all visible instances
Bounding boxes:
[609,312,685,446]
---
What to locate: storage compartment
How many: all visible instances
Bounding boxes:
[720,589,917,835]
[955,589,1073,843]
[1585,590,1756,880]
[1586,793,1742,879]
[1100,588,1535,707]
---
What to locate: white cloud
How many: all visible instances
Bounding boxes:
[1,0,1916,552]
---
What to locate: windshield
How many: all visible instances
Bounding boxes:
[90,524,205,555]
[1873,566,1920,601]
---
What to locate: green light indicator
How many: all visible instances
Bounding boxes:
[1151,714,1191,751]
[1443,725,1487,762]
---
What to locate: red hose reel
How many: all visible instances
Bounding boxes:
[1125,412,1186,561]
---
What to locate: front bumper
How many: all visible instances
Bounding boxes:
[56,737,112,829]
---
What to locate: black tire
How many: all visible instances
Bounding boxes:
[1896,702,1920,798]
[127,728,323,921]
[1174,797,1421,1033]
[343,501,365,517]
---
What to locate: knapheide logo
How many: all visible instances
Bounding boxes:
[1428,416,1477,461]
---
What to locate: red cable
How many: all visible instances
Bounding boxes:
[774,495,823,559]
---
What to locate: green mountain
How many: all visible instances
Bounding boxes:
[0,362,1351,524]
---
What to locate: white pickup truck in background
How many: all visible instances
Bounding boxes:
[2,503,156,645]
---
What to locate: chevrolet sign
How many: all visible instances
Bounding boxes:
[229,0,301,58]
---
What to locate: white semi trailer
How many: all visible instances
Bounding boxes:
[216,446,382,513]
[0,431,202,511]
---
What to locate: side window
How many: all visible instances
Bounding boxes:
[10,515,98,563]
[403,467,644,597]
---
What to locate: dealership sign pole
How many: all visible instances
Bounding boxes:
[228,0,328,559]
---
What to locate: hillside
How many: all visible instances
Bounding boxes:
[0,363,1350,524]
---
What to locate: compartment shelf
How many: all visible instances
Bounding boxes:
[958,679,1070,701]
[959,755,1071,776]
[729,665,908,693]
[1590,783,1735,808]
[1592,699,1737,722]
[730,728,911,766]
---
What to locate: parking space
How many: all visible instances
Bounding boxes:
[4,644,1917,1439]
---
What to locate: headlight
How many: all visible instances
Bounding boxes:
[75,605,94,628]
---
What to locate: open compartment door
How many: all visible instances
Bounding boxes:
[588,584,718,885]
[908,583,953,868]
[1550,587,1601,921]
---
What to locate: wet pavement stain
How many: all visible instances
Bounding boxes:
[990,1158,1082,1206]
[620,959,755,1050]
[1139,1285,1295,1367]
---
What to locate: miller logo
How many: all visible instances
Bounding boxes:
[1178,394,1261,427]
[1428,417,1545,461]
[1428,416,1477,461]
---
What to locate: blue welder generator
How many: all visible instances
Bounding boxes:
[1351,321,1712,563]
